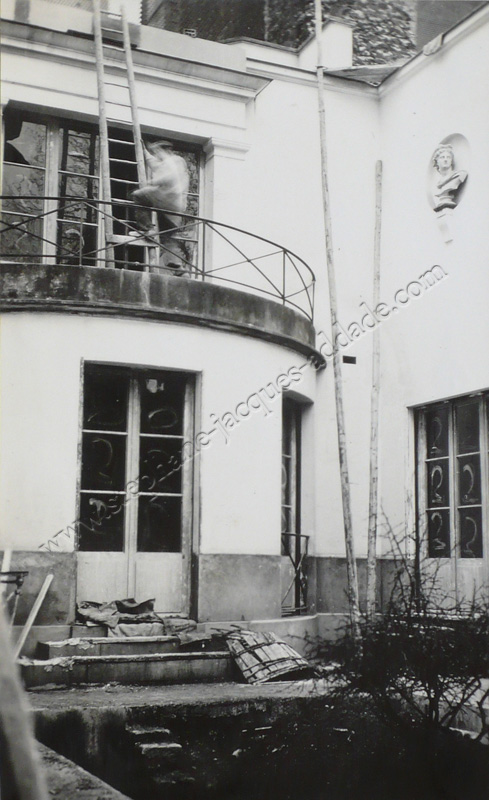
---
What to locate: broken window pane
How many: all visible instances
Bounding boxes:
[3,114,46,167]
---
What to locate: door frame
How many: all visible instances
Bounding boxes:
[75,359,197,615]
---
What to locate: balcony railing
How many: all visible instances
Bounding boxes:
[281,532,309,616]
[0,197,315,320]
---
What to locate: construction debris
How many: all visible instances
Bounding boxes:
[226,630,314,684]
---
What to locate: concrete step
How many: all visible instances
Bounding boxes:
[21,651,234,688]
[126,725,174,743]
[36,635,181,659]
[137,741,183,761]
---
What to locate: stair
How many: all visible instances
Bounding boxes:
[21,632,234,688]
[126,722,197,799]
[36,635,181,659]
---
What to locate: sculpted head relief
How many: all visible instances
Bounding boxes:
[432,143,467,211]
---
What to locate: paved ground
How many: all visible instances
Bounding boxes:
[28,678,333,711]
[40,744,131,799]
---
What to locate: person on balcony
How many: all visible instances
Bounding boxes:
[131,141,190,275]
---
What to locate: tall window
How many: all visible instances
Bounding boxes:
[416,393,489,559]
[2,111,47,260]
[281,398,308,615]
[2,107,201,269]
[79,364,193,554]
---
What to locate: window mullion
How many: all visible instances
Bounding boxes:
[125,374,140,597]
[44,121,59,263]
[480,395,489,585]
[448,403,458,595]
[180,378,194,611]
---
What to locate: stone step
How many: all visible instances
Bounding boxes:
[36,635,181,659]
[126,725,174,743]
[21,651,234,688]
[137,741,183,761]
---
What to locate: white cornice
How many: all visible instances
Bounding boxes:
[1,23,269,103]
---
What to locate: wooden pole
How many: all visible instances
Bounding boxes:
[93,0,115,267]
[121,4,158,271]
[121,5,146,188]
[366,161,383,619]
[1,549,12,600]
[13,574,53,660]
[0,601,49,800]
[314,0,360,637]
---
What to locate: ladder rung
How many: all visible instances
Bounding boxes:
[109,158,138,165]
[106,101,131,108]
[106,119,132,125]
[103,43,124,52]
[109,177,139,185]
[105,81,129,88]
[101,26,124,34]
[108,138,135,145]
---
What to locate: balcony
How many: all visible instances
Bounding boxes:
[0,195,315,355]
[0,197,320,359]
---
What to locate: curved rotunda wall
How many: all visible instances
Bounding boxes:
[0,296,317,622]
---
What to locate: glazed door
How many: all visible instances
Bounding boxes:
[77,365,193,614]
[416,395,489,605]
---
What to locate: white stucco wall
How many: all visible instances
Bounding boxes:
[3,0,487,583]
[0,313,315,556]
[376,9,489,551]
[0,0,382,563]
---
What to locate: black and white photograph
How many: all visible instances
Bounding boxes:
[1,1,488,798]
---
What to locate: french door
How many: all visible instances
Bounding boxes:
[76,363,194,614]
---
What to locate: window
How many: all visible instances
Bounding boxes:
[1,107,201,269]
[79,364,193,554]
[416,393,489,559]
[281,398,308,615]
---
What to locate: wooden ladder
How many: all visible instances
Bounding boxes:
[92,0,156,269]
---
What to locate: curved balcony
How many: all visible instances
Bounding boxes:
[0,196,321,360]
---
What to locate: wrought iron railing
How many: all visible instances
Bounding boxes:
[0,197,315,320]
[281,532,309,615]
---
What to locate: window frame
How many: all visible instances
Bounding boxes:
[281,397,308,616]
[2,107,204,270]
[415,391,489,563]
[77,362,195,589]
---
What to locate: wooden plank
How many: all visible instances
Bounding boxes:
[0,600,49,800]
[13,574,53,660]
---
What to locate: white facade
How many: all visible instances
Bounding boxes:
[1,0,488,639]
